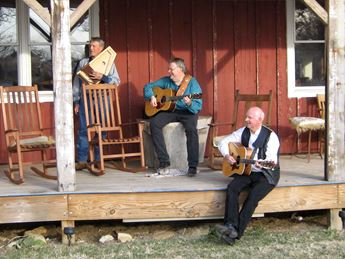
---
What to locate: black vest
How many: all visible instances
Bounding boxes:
[241,126,280,186]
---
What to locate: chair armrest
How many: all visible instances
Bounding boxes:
[5,129,19,135]
[120,121,139,127]
[209,122,234,128]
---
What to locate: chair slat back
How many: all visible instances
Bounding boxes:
[0,86,43,139]
[83,84,122,135]
[317,94,325,119]
[232,90,272,131]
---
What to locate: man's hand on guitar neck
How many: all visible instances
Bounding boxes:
[225,154,237,165]
[183,96,192,106]
[150,96,157,107]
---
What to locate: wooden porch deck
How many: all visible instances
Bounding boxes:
[0,155,344,228]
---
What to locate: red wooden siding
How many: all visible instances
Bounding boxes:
[0,0,322,164]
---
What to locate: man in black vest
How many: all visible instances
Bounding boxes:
[216,106,280,245]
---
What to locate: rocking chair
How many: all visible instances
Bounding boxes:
[208,90,272,169]
[0,85,56,184]
[82,83,146,175]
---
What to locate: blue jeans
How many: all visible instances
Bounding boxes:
[77,97,106,162]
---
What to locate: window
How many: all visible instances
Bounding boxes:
[286,0,326,98]
[0,0,99,102]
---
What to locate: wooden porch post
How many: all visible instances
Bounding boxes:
[326,0,345,230]
[326,0,345,181]
[50,0,76,192]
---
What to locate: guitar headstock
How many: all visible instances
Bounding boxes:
[257,160,276,170]
[191,93,202,99]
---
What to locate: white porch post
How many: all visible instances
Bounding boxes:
[50,0,76,191]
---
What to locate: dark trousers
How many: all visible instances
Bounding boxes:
[224,172,274,237]
[149,110,199,168]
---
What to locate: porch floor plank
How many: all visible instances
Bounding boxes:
[0,154,330,197]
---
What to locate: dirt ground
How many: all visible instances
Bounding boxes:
[0,210,329,246]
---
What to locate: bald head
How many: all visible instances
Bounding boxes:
[245,107,265,133]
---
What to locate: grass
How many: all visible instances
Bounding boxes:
[1,215,345,258]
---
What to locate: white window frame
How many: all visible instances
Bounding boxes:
[286,0,325,98]
[16,0,99,102]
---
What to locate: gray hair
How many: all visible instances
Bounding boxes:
[90,37,105,49]
[169,57,187,73]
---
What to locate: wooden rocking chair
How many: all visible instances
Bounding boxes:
[208,90,272,169]
[82,84,146,175]
[0,85,56,184]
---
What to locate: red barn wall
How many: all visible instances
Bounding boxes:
[0,0,322,164]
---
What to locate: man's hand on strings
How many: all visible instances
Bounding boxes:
[183,96,192,106]
[150,96,157,107]
[225,154,237,165]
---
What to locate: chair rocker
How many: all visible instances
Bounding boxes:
[0,85,56,184]
[82,84,146,175]
[208,89,272,169]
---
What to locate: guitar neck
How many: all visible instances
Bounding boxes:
[167,94,191,101]
[240,159,256,165]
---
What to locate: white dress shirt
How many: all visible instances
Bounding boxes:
[217,126,280,172]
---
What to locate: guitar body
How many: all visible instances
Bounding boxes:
[222,143,253,177]
[145,87,177,117]
[145,87,202,117]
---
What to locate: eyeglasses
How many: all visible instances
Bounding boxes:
[168,66,179,72]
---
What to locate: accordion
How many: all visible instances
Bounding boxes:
[77,46,117,84]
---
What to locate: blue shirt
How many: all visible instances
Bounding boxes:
[143,76,202,114]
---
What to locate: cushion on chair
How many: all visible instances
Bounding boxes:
[9,135,55,151]
[289,117,325,134]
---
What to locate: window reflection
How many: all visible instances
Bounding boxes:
[0,5,16,43]
[0,46,17,86]
[295,0,324,41]
[295,43,325,87]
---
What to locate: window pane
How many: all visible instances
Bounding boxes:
[30,8,51,43]
[295,0,324,41]
[31,46,53,91]
[72,44,88,68]
[0,5,17,43]
[0,46,17,85]
[71,13,89,42]
[295,43,325,87]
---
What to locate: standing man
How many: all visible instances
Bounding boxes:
[73,37,120,170]
[216,107,280,245]
[144,57,202,177]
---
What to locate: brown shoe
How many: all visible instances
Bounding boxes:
[75,162,88,170]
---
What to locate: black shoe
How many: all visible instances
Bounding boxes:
[221,234,235,245]
[187,167,197,177]
[215,224,238,239]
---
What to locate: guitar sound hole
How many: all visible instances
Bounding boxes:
[161,96,166,103]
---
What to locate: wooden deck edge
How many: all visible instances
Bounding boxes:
[0,184,344,224]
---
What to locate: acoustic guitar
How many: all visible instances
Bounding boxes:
[145,87,202,117]
[222,142,276,177]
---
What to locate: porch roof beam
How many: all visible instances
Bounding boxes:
[22,0,51,27]
[70,0,96,29]
[301,0,328,24]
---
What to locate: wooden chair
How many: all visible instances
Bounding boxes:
[0,85,56,184]
[317,94,325,157]
[208,90,273,169]
[82,84,145,175]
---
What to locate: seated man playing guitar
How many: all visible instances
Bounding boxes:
[216,107,280,245]
[143,57,202,177]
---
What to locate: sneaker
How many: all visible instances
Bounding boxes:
[157,167,170,175]
[187,167,197,177]
[75,162,88,171]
